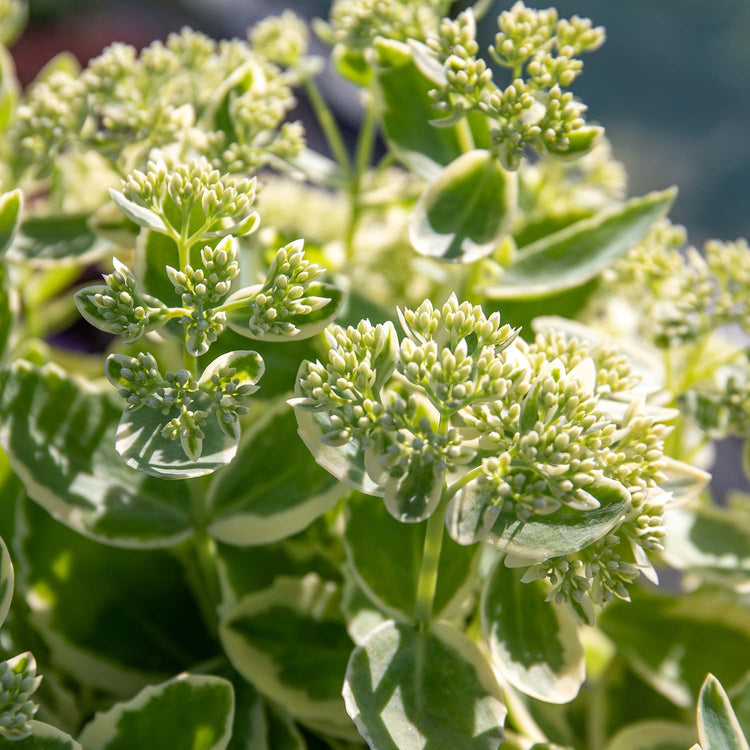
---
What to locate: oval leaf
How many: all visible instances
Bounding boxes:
[343,491,478,622]
[481,560,584,704]
[484,476,631,562]
[373,38,462,180]
[699,675,750,750]
[343,620,507,750]
[409,150,517,263]
[207,402,343,546]
[10,214,112,267]
[21,499,214,695]
[482,188,676,299]
[0,361,193,547]
[220,575,353,734]
[78,674,234,750]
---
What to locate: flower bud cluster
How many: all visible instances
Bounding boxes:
[246,240,327,338]
[167,237,240,355]
[327,0,442,49]
[396,294,522,411]
[13,71,87,177]
[123,159,257,239]
[611,221,750,347]
[203,364,259,434]
[13,27,303,176]
[86,259,162,342]
[0,654,41,741]
[106,352,210,459]
[250,11,310,67]
[423,2,603,169]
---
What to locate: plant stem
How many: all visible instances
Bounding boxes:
[414,497,446,633]
[304,78,352,177]
[455,117,475,153]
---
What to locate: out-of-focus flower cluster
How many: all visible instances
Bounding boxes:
[12,26,305,178]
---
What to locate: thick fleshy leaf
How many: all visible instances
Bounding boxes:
[343,492,478,622]
[0,188,22,256]
[481,560,584,704]
[109,189,167,233]
[1,721,81,749]
[481,188,676,299]
[373,38,462,180]
[409,150,516,263]
[78,674,234,750]
[482,476,631,561]
[382,455,445,523]
[343,620,507,750]
[0,534,12,628]
[0,361,193,547]
[207,403,342,546]
[21,499,214,695]
[113,389,239,480]
[698,675,749,750]
[332,44,372,87]
[604,720,697,750]
[134,229,182,312]
[9,214,111,267]
[659,458,711,507]
[225,282,345,343]
[294,406,382,496]
[220,575,353,734]
[341,577,389,646]
[662,507,750,591]
[600,587,750,708]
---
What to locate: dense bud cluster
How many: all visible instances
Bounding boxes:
[326,0,442,49]
[83,258,164,342]
[293,296,688,620]
[167,237,240,355]
[422,1,603,169]
[250,11,310,67]
[122,158,258,241]
[244,240,327,338]
[611,221,750,347]
[12,26,303,176]
[0,654,41,741]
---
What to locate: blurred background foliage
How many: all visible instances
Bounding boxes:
[11,0,750,246]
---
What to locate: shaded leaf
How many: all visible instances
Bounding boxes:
[481,560,584,704]
[409,150,516,263]
[0,534,13,628]
[481,189,676,299]
[343,620,506,750]
[78,674,234,750]
[207,403,343,546]
[0,361,193,547]
[220,575,353,735]
[343,491,478,622]
[604,720,696,750]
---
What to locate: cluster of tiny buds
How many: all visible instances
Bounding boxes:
[247,241,328,338]
[205,365,256,428]
[249,10,310,67]
[0,654,40,740]
[124,159,256,228]
[87,259,158,342]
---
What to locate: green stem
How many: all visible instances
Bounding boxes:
[304,78,352,177]
[414,498,446,633]
[455,117,475,153]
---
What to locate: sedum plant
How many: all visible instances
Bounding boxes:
[0,1,746,749]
